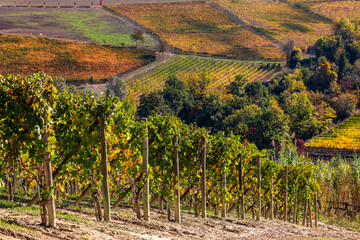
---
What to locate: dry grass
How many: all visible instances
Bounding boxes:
[0,34,155,81]
[108,1,283,60]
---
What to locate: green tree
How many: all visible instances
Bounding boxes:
[287,48,303,69]
[130,28,145,48]
[283,92,314,139]
[226,74,248,97]
[308,61,338,91]
[105,75,128,100]
[137,91,171,117]
[162,75,194,117]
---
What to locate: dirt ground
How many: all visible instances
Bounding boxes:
[0,203,359,240]
[0,0,195,7]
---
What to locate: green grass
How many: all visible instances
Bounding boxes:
[0,8,156,48]
[53,11,155,47]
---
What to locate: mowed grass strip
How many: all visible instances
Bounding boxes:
[308,1,360,22]
[212,0,333,49]
[0,35,155,81]
[127,55,280,98]
[306,113,360,150]
[107,1,283,60]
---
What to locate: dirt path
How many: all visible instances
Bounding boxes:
[0,204,359,240]
[71,52,174,92]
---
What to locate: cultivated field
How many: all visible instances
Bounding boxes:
[108,2,284,60]
[0,35,155,81]
[0,7,156,48]
[306,112,360,150]
[307,1,360,21]
[127,55,280,98]
[212,0,333,49]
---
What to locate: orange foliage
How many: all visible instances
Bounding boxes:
[0,35,154,81]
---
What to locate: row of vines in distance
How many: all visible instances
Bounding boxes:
[127,55,280,98]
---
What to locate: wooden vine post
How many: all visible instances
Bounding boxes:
[221,143,227,218]
[201,137,207,218]
[315,193,318,228]
[239,153,245,219]
[98,104,111,222]
[302,196,307,226]
[256,156,261,221]
[284,165,288,221]
[43,106,56,227]
[142,118,150,222]
[270,173,274,220]
[173,135,181,223]
[308,197,313,228]
[293,179,299,224]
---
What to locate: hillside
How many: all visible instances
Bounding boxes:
[0,35,155,81]
[107,1,284,60]
[127,55,280,98]
[0,7,157,49]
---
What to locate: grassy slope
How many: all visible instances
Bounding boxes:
[107,2,284,60]
[0,35,155,81]
[0,8,156,48]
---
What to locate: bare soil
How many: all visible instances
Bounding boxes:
[0,203,359,240]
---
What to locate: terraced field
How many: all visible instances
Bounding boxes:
[0,35,155,81]
[108,1,284,60]
[0,7,156,48]
[127,55,280,98]
[306,1,360,22]
[306,112,360,150]
[212,0,333,49]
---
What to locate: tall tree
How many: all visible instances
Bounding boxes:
[130,28,145,48]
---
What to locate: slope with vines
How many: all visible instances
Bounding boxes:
[126,55,281,98]
[107,1,284,60]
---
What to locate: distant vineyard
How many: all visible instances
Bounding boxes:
[212,0,333,49]
[127,55,280,98]
[308,1,360,22]
[107,2,283,60]
[306,112,360,150]
[0,35,155,81]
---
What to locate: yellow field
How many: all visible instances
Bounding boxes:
[212,0,333,49]
[306,113,360,150]
[309,1,360,21]
[107,2,283,60]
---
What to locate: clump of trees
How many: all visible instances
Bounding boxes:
[137,18,360,150]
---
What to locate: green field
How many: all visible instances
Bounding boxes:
[127,55,280,98]
[0,7,156,48]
